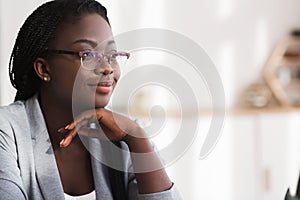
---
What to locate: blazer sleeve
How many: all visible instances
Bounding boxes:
[0,116,27,200]
[127,175,182,200]
[119,139,183,200]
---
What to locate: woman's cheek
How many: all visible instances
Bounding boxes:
[113,66,121,82]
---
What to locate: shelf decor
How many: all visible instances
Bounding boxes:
[263,30,300,107]
[285,174,300,200]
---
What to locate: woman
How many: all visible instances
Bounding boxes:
[0,0,181,199]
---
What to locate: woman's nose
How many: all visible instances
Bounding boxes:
[94,59,114,75]
[102,67,114,75]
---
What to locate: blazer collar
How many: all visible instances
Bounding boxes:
[25,95,65,200]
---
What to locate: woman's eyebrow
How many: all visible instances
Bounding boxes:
[106,40,116,47]
[72,39,116,48]
[72,39,98,47]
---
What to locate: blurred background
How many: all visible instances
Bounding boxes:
[1,0,300,199]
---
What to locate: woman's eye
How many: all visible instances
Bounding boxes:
[82,52,94,60]
[111,53,117,59]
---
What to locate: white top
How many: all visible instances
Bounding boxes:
[64,191,96,200]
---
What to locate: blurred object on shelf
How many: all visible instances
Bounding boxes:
[263,29,300,107]
[242,81,275,108]
[291,29,300,37]
[284,173,300,200]
[284,30,300,57]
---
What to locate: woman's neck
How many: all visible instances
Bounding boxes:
[38,91,75,149]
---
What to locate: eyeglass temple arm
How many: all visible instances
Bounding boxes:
[46,49,78,55]
[118,52,130,58]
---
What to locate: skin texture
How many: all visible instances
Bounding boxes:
[34,13,172,196]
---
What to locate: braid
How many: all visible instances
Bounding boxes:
[10,1,63,101]
[9,0,110,101]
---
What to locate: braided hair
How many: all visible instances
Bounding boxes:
[9,0,110,101]
[9,1,127,199]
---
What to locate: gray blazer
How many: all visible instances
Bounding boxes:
[0,96,181,200]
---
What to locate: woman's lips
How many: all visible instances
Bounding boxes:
[96,85,112,93]
[88,81,114,94]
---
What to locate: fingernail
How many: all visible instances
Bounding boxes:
[59,139,65,148]
[57,128,64,133]
[65,125,69,130]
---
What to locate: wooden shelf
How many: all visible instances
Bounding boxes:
[231,105,300,115]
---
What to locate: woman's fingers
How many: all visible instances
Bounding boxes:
[59,127,78,147]
[57,108,137,147]
[66,110,98,130]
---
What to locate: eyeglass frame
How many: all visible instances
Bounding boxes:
[45,48,130,70]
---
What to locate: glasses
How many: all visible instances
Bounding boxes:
[46,49,130,70]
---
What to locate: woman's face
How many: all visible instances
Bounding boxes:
[45,13,119,110]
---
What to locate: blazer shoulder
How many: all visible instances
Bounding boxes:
[0,101,26,132]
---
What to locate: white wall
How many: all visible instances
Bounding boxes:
[1,0,300,107]
[0,0,46,105]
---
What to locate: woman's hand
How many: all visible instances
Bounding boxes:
[58,108,173,194]
[58,108,141,147]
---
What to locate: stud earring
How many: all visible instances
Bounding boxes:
[43,76,50,82]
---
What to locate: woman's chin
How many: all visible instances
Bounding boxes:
[94,96,111,108]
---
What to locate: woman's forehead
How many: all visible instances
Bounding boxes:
[70,38,116,49]
[50,13,113,48]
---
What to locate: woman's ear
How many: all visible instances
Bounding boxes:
[33,57,51,82]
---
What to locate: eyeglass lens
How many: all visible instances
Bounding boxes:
[81,52,129,70]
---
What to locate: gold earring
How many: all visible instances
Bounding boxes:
[43,76,50,82]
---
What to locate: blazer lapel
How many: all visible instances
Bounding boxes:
[33,132,65,200]
[26,96,64,200]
